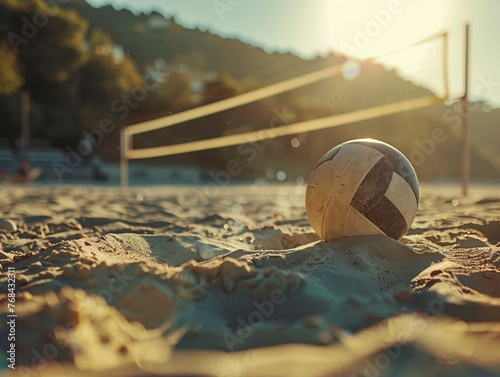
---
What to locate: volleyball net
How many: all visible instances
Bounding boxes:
[121,27,467,187]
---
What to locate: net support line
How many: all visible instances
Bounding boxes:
[125,64,344,136]
[126,96,442,160]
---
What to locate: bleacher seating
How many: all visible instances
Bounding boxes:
[0,146,109,182]
[0,147,18,175]
[19,147,67,180]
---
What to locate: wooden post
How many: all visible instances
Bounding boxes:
[442,32,450,100]
[120,127,128,189]
[461,24,470,197]
[20,90,30,148]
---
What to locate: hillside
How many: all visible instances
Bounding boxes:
[63,0,320,84]
[469,107,500,169]
[1,0,499,181]
[62,0,500,181]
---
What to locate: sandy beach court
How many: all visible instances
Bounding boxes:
[1,183,500,377]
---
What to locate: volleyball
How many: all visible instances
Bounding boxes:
[305,138,419,241]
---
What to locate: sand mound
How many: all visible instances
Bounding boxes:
[1,184,500,376]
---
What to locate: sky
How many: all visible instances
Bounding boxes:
[86,0,500,107]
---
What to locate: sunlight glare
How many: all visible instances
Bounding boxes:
[320,0,463,99]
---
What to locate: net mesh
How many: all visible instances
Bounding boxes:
[373,32,448,100]
[123,32,449,161]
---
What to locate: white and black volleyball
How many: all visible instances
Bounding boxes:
[306,138,419,241]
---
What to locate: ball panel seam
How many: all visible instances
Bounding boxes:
[385,172,418,229]
[344,206,385,237]
[321,145,384,240]
[350,156,393,214]
[360,195,408,240]
[352,140,419,201]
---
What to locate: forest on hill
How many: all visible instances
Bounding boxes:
[0,0,499,181]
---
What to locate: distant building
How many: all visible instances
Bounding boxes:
[81,40,125,62]
[146,59,215,103]
[112,45,125,61]
[147,15,171,30]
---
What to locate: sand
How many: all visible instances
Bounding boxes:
[1,183,500,377]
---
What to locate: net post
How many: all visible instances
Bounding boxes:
[20,90,30,148]
[120,127,129,189]
[442,32,450,100]
[461,24,470,197]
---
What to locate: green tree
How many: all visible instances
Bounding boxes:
[0,41,23,96]
[12,4,88,84]
[80,28,142,102]
[158,72,193,110]
[0,0,89,144]
[202,75,238,104]
[89,27,114,50]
